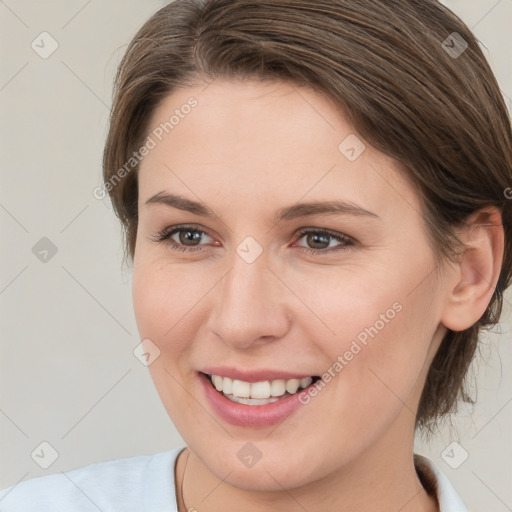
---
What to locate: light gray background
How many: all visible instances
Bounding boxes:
[1,1,511,510]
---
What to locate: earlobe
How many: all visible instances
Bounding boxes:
[440,207,504,332]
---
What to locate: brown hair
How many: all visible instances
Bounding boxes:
[102,0,512,433]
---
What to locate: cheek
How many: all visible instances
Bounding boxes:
[132,261,184,349]
[133,257,184,329]
[302,261,437,402]
[132,259,214,355]
[131,263,197,424]
[132,266,167,339]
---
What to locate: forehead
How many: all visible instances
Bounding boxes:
[137,79,421,222]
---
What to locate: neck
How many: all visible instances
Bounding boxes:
[175,416,439,512]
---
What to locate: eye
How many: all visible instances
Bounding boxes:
[149,225,355,255]
[294,228,355,254]
[149,225,214,253]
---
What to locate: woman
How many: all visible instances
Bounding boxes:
[1,0,510,510]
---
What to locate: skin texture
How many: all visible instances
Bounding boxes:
[132,79,503,512]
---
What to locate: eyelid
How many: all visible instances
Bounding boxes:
[151,223,356,256]
[150,224,214,245]
[292,227,355,250]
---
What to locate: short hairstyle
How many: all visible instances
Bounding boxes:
[102,0,512,433]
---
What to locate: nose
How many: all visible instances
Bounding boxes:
[206,250,291,350]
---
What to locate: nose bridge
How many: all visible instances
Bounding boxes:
[208,246,289,349]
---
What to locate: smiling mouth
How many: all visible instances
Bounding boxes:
[200,371,322,405]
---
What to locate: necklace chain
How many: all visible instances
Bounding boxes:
[180,448,191,512]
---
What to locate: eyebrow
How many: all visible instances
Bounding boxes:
[144,192,381,222]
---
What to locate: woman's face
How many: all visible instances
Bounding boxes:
[132,79,451,490]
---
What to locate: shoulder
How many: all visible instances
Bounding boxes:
[0,447,184,512]
[414,453,469,512]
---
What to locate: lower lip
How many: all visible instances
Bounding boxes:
[198,372,316,427]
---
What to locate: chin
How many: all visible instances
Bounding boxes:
[222,465,312,492]
[197,442,324,492]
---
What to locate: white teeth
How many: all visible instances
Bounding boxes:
[285,378,300,394]
[226,395,281,405]
[212,374,223,392]
[250,381,271,399]
[232,379,251,397]
[222,377,233,395]
[208,374,315,400]
[300,377,313,388]
[270,379,286,397]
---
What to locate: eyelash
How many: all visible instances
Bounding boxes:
[149,224,355,255]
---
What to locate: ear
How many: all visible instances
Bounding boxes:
[440,206,504,332]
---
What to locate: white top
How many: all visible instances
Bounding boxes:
[0,448,469,511]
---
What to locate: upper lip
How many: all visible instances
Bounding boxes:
[200,366,318,383]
